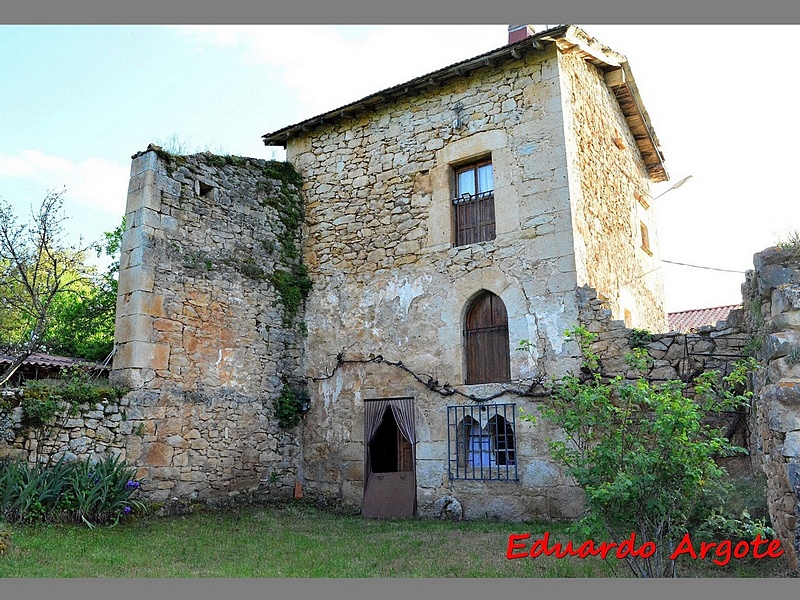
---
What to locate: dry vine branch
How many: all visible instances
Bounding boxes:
[311,349,550,404]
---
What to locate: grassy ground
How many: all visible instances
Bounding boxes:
[0,501,792,578]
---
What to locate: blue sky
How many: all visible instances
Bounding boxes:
[2,24,799,312]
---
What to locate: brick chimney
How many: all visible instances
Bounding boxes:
[507,25,534,44]
[507,24,555,44]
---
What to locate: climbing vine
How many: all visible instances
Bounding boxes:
[258,160,311,329]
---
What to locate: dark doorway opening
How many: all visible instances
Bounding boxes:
[369,408,413,473]
[362,398,416,519]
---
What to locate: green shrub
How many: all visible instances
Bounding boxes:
[0,454,144,526]
[523,326,759,578]
[629,328,653,349]
[19,380,63,430]
[273,385,303,429]
[65,454,146,527]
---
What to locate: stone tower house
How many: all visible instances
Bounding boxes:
[255,24,670,518]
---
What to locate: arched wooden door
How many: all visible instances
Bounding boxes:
[464,291,510,384]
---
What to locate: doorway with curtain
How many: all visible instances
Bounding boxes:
[361,397,416,518]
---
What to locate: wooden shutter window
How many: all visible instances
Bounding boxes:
[453,159,495,246]
[464,291,511,384]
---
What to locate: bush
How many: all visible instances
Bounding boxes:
[524,326,760,578]
[273,385,303,429]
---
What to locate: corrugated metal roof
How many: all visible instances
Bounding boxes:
[667,305,742,333]
[0,353,97,369]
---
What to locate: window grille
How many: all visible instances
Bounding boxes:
[447,403,518,481]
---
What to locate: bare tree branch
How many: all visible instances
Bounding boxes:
[0,189,94,386]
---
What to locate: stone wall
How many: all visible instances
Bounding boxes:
[560,51,668,332]
[109,148,306,503]
[1,149,307,505]
[578,285,749,386]
[743,246,800,573]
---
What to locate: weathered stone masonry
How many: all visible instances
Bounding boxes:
[3,22,797,573]
[107,149,306,503]
[273,30,669,521]
[742,247,800,574]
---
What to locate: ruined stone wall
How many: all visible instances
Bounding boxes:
[106,149,305,503]
[743,247,800,573]
[559,51,668,332]
[2,149,307,505]
[289,47,588,519]
[578,285,748,386]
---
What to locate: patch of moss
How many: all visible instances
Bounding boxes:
[238,259,266,281]
[261,160,303,189]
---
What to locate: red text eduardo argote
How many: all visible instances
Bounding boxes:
[506,531,784,566]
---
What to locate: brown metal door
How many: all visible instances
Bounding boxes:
[362,402,416,518]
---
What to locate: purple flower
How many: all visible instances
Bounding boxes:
[126,480,140,489]
[123,506,131,515]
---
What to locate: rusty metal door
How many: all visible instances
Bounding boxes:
[362,399,416,518]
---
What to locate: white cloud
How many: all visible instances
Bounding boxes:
[174,25,508,115]
[0,150,128,216]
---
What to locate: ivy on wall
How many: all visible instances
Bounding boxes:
[258,161,311,330]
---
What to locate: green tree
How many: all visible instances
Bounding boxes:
[42,217,125,363]
[0,191,124,380]
[523,326,758,577]
[0,190,94,384]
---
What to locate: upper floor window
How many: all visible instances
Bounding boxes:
[464,290,510,384]
[453,159,495,246]
[640,221,652,256]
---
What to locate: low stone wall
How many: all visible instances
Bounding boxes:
[578,285,749,384]
[0,390,133,465]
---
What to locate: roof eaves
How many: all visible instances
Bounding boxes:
[261,24,668,184]
[556,26,667,183]
[605,62,668,182]
[262,24,571,147]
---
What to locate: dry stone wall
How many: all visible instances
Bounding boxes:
[578,285,749,387]
[743,247,800,573]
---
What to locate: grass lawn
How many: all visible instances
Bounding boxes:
[0,501,793,578]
